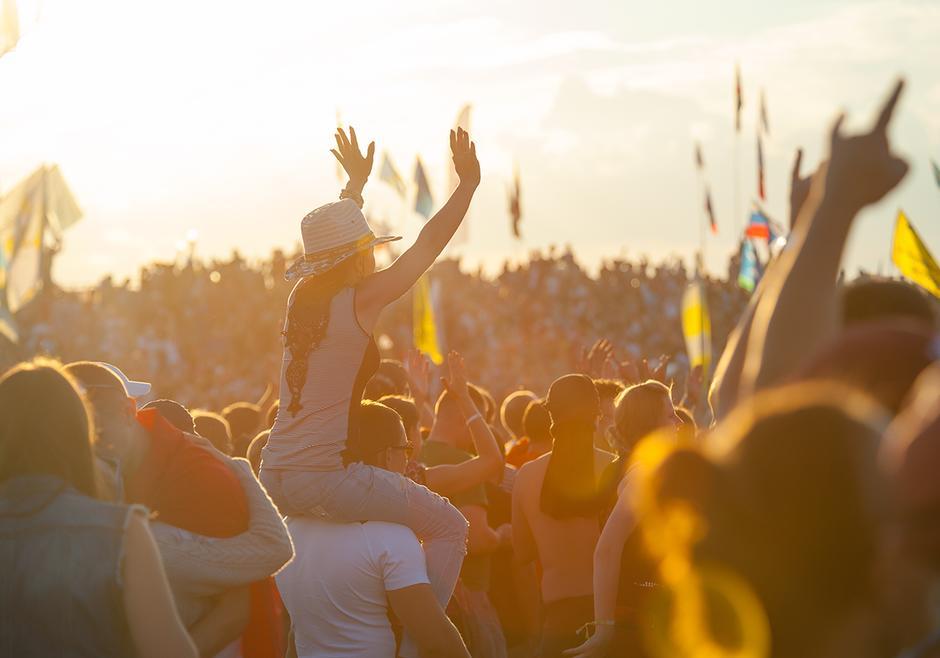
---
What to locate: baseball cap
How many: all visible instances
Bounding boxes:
[97,362,152,398]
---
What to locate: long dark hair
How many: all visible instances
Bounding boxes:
[283,255,363,416]
[540,374,601,519]
[0,359,99,499]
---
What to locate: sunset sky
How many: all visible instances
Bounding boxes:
[1,0,939,287]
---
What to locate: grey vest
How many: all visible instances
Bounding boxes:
[0,475,138,657]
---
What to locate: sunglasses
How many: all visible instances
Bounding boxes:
[387,442,414,458]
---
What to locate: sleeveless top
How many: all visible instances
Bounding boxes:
[262,286,380,472]
[0,475,140,658]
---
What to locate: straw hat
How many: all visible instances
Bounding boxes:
[285,199,400,281]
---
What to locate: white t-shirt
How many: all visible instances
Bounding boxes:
[276,518,430,658]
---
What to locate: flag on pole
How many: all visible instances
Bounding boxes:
[0,305,17,343]
[892,210,940,298]
[378,153,407,198]
[0,165,83,312]
[414,158,434,220]
[745,209,771,241]
[681,280,712,371]
[738,240,762,292]
[757,130,766,201]
[509,167,522,239]
[759,89,770,135]
[734,64,743,133]
[413,274,444,365]
[0,0,19,58]
[705,186,717,235]
[932,159,940,189]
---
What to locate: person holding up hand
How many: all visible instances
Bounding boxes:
[260,126,481,610]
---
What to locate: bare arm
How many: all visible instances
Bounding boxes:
[404,350,437,430]
[387,583,469,658]
[425,352,504,496]
[187,586,251,657]
[463,505,508,556]
[123,511,199,658]
[743,79,909,395]
[356,129,480,327]
[564,477,637,657]
[708,281,763,421]
[511,469,538,565]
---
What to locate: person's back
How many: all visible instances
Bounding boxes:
[264,287,374,473]
[513,449,614,603]
[0,475,138,657]
[277,518,428,657]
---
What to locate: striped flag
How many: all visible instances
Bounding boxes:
[745,209,771,241]
[378,153,407,198]
[414,158,434,220]
[413,274,444,364]
[892,210,940,298]
[738,240,763,292]
[681,280,712,371]
[734,64,743,133]
[0,0,18,58]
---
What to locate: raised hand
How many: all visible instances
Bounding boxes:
[440,351,471,402]
[404,349,431,401]
[823,79,908,214]
[450,127,480,189]
[330,126,375,189]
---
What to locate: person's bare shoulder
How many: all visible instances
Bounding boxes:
[515,453,551,491]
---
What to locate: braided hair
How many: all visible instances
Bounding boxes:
[283,257,362,416]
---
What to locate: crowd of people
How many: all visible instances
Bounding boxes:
[3,241,747,410]
[2,78,940,658]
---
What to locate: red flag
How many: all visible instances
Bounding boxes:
[759,89,770,135]
[757,130,766,200]
[705,187,717,235]
[735,64,743,133]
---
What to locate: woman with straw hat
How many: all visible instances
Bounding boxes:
[260,126,481,610]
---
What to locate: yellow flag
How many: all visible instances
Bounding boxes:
[892,210,940,298]
[681,281,712,371]
[413,274,443,365]
[0,0,19,58]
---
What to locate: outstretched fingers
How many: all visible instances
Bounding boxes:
[874,78,905,134]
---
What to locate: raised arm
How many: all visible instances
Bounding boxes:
[742,79,908,394]
[357,128,480,322]
[330,125,375,208]
[425,352,504,496]
[123,510,199,658]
